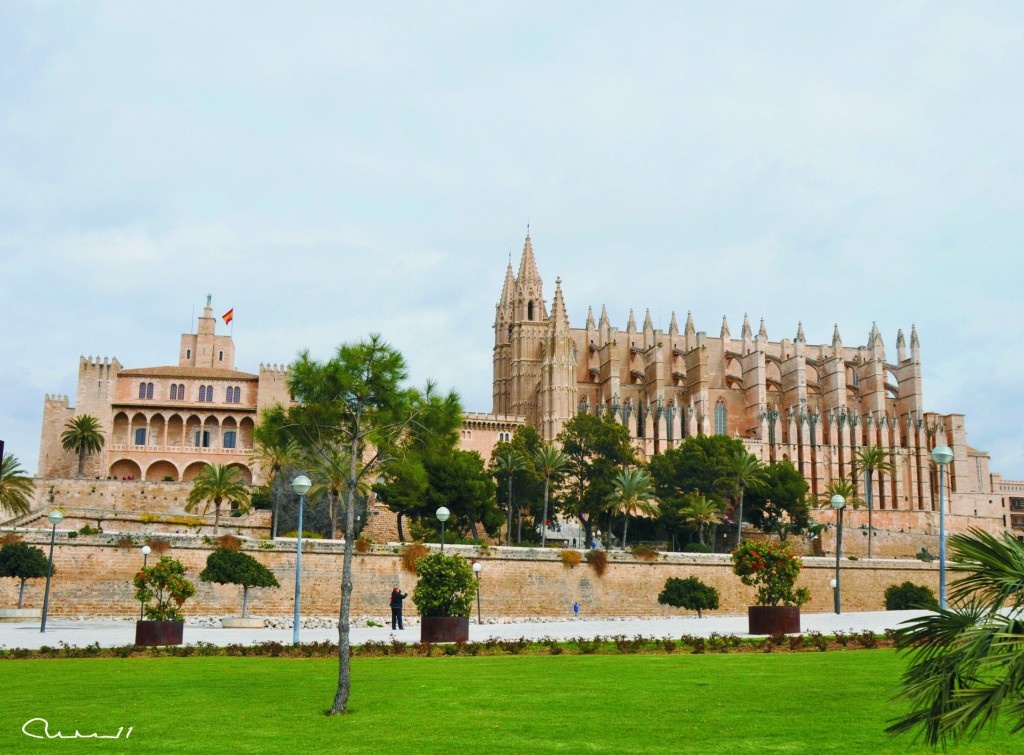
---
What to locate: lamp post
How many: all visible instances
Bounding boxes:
[830,494,845,615]
[139,545,152,620]
[472,562,482,625]
[931,445,954,609]
[40,510,63,633]
[436,507,450,552]
[290,475,312,645]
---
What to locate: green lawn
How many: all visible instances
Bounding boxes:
[1,652,1014,753]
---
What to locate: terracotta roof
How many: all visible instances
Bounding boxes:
[118,366,258,380]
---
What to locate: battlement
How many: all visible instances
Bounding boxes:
[44,394,70,406]
[259,363,290,375]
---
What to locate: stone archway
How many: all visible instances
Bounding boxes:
[182,461,209,482]
[145,459,179,482]
[226,463,253,486]
[109,459,143,480]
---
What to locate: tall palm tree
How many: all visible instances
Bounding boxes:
[817,478,864,510]
[888,528,1024,746]
[605,468,658,550]
[534,444,569,548]
[308,445,347,540]
[679,493,725,548]
[60,415,104,479]
[853,446,896,559]
[186,464,251,535]
[251,413,303,538]
[493,450,528,546]
[717,449,767,547]
[1,453,34,516]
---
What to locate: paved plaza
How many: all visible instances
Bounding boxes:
[0,610,928,650]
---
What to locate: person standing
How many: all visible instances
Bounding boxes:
[390,587,408,630]
[573,601,579,617]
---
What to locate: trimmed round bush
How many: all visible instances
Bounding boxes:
[884,581,938,611]
[683,543,711,553]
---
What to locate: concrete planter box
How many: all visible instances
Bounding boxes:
[135,620,184,646]
[0,608,41,623]
[420,616,469,644]
[221,617,265,629]
[747,605,801,635]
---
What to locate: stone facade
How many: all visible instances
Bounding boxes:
[492,234,1023,537]
[0,534,942,619]
[37,299,292,485]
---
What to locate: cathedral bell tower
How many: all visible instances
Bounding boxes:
[540,278,577,441]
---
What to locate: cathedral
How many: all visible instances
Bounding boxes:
[492,234,1016,525]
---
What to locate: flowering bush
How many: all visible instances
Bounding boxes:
[133,557,196,621]
[731,540,809,607]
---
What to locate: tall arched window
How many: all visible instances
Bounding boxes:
[218,351,224,362]
[170,384,178,400]
[233,387,241,403]
[178,384,185,399]
[139,383,147,399]
[186,349,191,359]
[146,383,154,400]
[527,301,534,321]
[714,398,727,436]
[226,386,233,403]
[199,385,207,402]
[206,385,214,402]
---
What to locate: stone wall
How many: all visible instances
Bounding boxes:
[0,533,940,620]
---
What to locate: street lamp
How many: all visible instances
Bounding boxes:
[290,474,312,645]
[139,545,152,620]
[472,562,482,625]
[931,445,954,609]
[436,507,450,552]
[830,494,845,615]
[40,510,63,633]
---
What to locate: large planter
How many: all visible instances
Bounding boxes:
[135,620,184,646]
[0,608,41,623]
[221,617,265,629]
[420,616,469,644]
[747,605,800,635]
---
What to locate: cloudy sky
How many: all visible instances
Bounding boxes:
[2,2,1022,478]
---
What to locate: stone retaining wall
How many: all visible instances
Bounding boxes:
[0,533,940,620]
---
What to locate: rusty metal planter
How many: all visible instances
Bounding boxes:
[420,616,469,644]
[747,606,800,635]
[135,620,184,646]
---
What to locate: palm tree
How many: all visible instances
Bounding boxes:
[717,449,767,547]
[492,450,528,546]
[251,415,303,538]
[186,464,251,535]
[605,468,658,550]
[887,528,1024,746]
[853,446,896,559]
[308,445,347,540]
[60,415,105,479]
[817,478,864,510]
[534,444,569,548]
[679,493,725,548]
[1,453,34,516]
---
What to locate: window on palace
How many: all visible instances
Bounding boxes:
[852,371,860,387]
[199,385,207,402]
[195,430,211,448]
[233,387,241,403]
[186,349,191,359]
[170,384,178,400]
[223,431,237,449]
[1011,514,1024,530]
[134,428,146,446]
[219,351,224,362]
[714,399,727,435]
[139,383,146,399]
[1010,497,1024,512]
[206,385,214,401]
[179,384,185,399]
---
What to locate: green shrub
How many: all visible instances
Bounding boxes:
[630,544,659,561]
[412,552,476,617]
[658,576,719,618]
[731,540,809,607]
[884,581,938,611]
[683,543,711,553]
[200,548,280,618]
[0,542,51,608]
[133,557,196,622]
[916,547,935,562]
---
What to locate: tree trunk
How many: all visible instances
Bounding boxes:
[330,491,339,540]
[582,518,592,548]
[469,520,480,541]
[214,500,221,536]
[18,578,26,609]
[330,409,362,716]
[271,498,278,539]
[242,585,249,618]
[866,470,874,559]
[697,527,705,547]
[77,447,86,479]
[516,504,522,544]
[506,477,513,547]
[622,516,629,550]
[710,524,718,553]
[541,478,550,548]
[396,513,405,543]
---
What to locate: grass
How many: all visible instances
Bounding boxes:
[1,652,1015,753]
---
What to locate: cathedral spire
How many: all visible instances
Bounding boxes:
[585,306,596,330]
[910,323,920,362]
[896,328,906,362]
[643,308,654,331]
[684,310,695,335]
[516,233,541,286]
[720,315,731,339]
[498,261,515,310]
[669,311,679,336]
[758,317,768,340]
[550,277,569,329]
[627,309,637,332]
[795,321,806,342]
[832,323,843,353]
[599,304,609,328]
[741,313,752,339]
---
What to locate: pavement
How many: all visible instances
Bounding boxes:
[0,610,929,649]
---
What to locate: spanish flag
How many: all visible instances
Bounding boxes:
[222,308,234,324]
